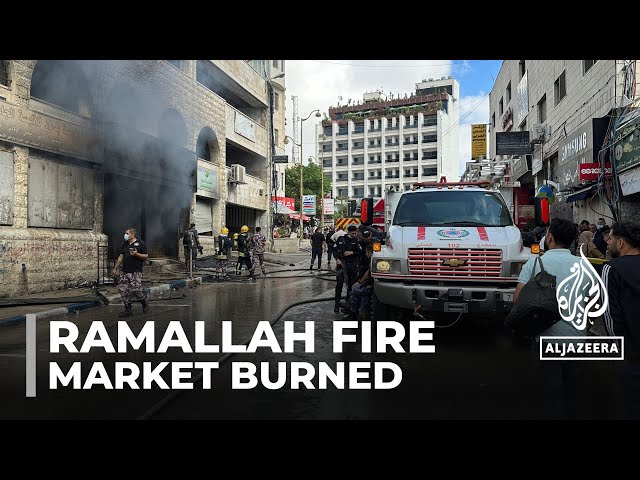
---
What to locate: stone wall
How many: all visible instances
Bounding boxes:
[0,228,107,297]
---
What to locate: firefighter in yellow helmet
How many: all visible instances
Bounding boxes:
[235,225,255,279]
[215,227,233,280]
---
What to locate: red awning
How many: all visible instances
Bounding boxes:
[289,213,310,221]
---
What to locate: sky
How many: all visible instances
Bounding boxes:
[283,60,503,178]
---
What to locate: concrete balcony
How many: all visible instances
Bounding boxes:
[210,60,268,106]
[226,172,269,211]
[225,104,268,157]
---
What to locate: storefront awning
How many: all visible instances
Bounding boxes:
[566,184,597,203]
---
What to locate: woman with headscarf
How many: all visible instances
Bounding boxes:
[576,230,605,258]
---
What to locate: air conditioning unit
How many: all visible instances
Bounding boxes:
[230,164,246,183]
[531,123,546,144]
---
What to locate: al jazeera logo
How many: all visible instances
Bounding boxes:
[539,250,624,360]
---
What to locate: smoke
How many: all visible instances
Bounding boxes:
[30,60,199,255]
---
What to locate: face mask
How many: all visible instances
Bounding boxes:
[124,233,129,241]
[597,224,604,229]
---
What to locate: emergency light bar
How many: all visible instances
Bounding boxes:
[412,181,492,190]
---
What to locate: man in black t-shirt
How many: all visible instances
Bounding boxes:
[112,227,149,317]
[310,227,326,270]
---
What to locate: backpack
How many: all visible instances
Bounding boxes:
[504,256,561,339]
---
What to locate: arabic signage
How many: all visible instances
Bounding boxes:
[271,196,295,210]
[302,195,316,215]
[510,155,529,181]
[513,71,528,127]
[619,165,640,196]
[323,198,334,215]
[197,164,219,199]
[234,110,256,142]
[556,116,608,190]
[495,131,533,155]
[272,155,289,164]
[614,116,640,173]
[0,101,93,160]
[471,124,487,159]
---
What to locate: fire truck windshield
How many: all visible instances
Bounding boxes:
[392,190,513,227]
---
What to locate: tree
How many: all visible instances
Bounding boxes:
[285,162,332,217]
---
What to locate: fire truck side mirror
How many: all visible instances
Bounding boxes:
[361,197,374,225]
[534,197,550,227]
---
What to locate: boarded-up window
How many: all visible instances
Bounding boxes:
[195,196,212,234]
[28,156,94,229]
[0,151,14,225]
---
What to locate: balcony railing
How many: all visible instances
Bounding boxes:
[386,125,399,130]
[386,158,399,163]
[368,160,381,164]
[403,140,418,145]
[403,123,417,129]
[369,127,381,132]
[352,160,364,166]
[336,145,348,151]
[385,175,400,179]
[352,144,364,150]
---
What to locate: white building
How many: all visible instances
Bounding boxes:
[318,77,460,200]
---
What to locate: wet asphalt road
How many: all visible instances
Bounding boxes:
[0,265,621,420]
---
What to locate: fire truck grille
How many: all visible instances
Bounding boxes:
[407,248,503,278]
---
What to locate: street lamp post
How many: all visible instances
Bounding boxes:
[309,133,328,227]
[284,108,321,246]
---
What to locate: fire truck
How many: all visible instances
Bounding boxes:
[369,181,535,321]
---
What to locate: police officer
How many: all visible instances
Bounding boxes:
[216,227,233,279]
[235,225,255,279]
[332,226,347,312]
[335,225,362,313]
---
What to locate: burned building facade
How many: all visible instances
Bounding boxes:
[0,60,285,296]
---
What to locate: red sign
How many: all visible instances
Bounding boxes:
[579,163,612,181]
[272,196,295,209]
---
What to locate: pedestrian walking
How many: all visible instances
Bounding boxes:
[251,226,267,276]
[310,227,326,270]
[112,227,149,317]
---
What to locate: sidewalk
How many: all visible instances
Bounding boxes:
[0,251,311,327]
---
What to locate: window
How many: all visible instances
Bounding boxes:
[274,129,279,145]
[554,71,566,106]
[537,94,547,123]
[519,60,526,79]
[274,92,279,110]
[393,191,512,227]
[273,60,278,68]
[1,60,10,87]
[166,60,181,70]
[506,82,511,104]
[583,60,597,75]
[499,97,504,116]
[492,113,495,129]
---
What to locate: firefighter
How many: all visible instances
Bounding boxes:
[183,223,202,273]
[215,227,233,280]
[235,225,255,279]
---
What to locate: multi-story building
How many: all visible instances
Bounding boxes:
[489,60,640,227]
[0,59,286,296]
[319,77,459,200]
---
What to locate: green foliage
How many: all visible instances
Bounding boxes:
[285,163,333,216]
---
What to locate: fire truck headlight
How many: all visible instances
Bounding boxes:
[374,259,401,273]
[510,261,527,276]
